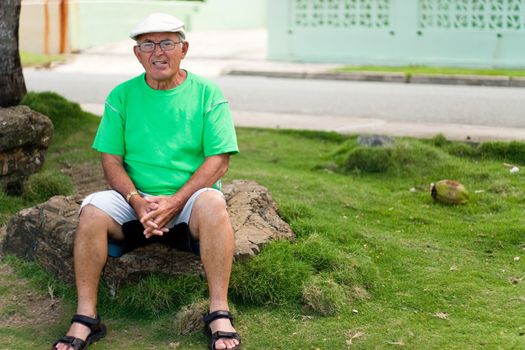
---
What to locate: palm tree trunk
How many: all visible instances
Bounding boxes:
[0,0,27,107]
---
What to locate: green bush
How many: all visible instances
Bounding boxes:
[329,254,380,291]
[302,275,347,316]
[0,191,26,226]
[114,274,206,316]
[22,170,73,202]
[278,201,313,222]
[430,133,450,148]
[331,138,359,158]
[171,299,208,336]
[21,92,88,136]
[428,138,525,163]
[289,218,318,239]
[292,234,342,272]
[426,134,480,158]
[477,140,525,164]
[345,147,392,173]
[231,241,312,305]
[341,140,449,177]
[479,141,509,159]
[445,142,479,158]
[389,141,446,172]
[507,141,525,163]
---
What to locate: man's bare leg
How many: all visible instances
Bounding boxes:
[190,191,239,350]
[55,205,123,350]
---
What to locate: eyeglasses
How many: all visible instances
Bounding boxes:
[137,39,182,52]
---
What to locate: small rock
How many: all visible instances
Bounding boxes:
[433,312,449,320]
[357,134,394,147]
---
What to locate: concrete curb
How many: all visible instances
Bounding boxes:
[510,77,525,87]
[225,69,525,88]
[409,74,510,87]
[226,69,406,83]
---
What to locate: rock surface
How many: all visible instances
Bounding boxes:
[357,134,394,147]
[3,180,294,294]
[0,106,53,194]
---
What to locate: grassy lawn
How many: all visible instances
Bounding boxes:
[20,51,66,68]
[1,93,525,349]
[335,65,525,78]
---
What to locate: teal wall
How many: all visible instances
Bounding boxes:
[70,0,267,51]
[69,1,199,51]
[20,0,267,53]
[268,0,525,68]
[191,0,267,30]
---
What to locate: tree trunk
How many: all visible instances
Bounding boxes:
[0,0,27,107]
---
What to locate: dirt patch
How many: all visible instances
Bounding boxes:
[0,262,64,328]
[65,161,107,197]
[0,160,103,330]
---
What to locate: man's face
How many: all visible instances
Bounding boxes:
[133,32,188,85]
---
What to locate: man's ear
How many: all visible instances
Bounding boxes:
[133,45,141,60]
[181,41,189,58]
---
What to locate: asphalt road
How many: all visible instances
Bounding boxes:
[218,76,525,128]
[24,69,525,128]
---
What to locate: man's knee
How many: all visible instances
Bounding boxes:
[190,190,230,235]
[77,204,122,239]
[79,204,111,222]
[193,190,227,214]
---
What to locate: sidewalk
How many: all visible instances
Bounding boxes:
[52,29,525,142]
[55,29,340,78]
[232,111,525,142]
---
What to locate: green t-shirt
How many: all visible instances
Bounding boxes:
[92,71,239,195]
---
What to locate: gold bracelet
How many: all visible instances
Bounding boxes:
[125,190,139,203]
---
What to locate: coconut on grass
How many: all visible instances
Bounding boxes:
[431,180,469,205]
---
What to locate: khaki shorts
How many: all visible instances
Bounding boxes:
[80,188,223,257]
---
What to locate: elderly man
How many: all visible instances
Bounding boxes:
[52,13,240,350]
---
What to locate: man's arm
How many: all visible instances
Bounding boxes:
[101,153,160,229]
[139,154,230,236]
[101,153,135,198]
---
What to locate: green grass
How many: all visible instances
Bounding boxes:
[336,65,525,78]
[1,93,525,349]
[20,51,66,68]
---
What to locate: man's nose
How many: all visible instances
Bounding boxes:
[153,44,164,54]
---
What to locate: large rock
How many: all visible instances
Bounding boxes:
[3,180,294,295]
[0,106,53,194]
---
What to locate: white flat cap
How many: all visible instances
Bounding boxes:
[129,13,186,40]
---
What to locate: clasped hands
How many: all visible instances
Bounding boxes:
[134,195,182,239]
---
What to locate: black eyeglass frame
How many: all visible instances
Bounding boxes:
[136,39,183,52]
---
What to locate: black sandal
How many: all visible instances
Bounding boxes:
[52,314,107,350]
[203,310,241,350]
